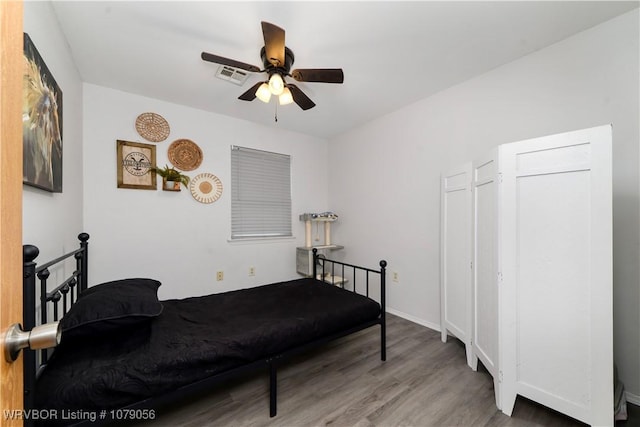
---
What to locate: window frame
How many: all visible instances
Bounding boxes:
[230,145,293,241]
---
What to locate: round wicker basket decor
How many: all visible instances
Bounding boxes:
[135,112,170,142]
[190,173,223,204]
[167,139,203,171]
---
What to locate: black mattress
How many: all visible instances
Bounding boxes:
[35,278,381,412]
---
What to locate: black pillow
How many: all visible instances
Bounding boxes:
[61,278,163,340]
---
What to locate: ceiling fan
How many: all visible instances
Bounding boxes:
[201,21,344,111]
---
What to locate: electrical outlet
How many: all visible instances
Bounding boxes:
[393,272,399,283]
[249,266,255,276]
[216,271,224,281]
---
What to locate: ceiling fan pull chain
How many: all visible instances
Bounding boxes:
[274,101,278,122]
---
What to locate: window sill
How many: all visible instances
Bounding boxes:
[227,236,296,245]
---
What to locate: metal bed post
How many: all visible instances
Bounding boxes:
[312,248,317,279]
[23,244,39,427]
[78,232,90,292]
[379,260,387,361]
[269,359,278,417]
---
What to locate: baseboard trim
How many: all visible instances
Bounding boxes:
[386,307,441,332]
[626,391,640,406]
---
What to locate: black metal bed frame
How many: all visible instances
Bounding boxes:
[22,235,386,426]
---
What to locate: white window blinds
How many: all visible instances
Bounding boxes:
[231,145,292,239]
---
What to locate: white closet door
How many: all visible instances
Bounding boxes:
[471,149,500,407]
[440,163,474,367]
[499,125,613,426]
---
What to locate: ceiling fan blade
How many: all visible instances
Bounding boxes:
[238,82,264,101]
[287,84,316,110]
[261,21,285,67]
[291,69,344,84]
[201,52,261,73]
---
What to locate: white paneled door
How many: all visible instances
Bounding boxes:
[471,148,500,407]
[499,125,613,426]
[440,163,474,368]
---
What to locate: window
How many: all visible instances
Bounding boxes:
[231,145,292,240]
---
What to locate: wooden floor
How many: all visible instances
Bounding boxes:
[130,314,637,427]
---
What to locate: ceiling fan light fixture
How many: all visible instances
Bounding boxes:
[201,22,345,112]
[268,72,285,95]
[255,83,272,103]
[279,87,294,106]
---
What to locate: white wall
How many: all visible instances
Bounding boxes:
[329,10,640,397]
[23,2,84,271]
[82,84,329,300]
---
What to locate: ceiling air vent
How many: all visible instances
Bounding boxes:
[215,65,250,86]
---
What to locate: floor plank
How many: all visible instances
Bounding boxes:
[128,314,636,427]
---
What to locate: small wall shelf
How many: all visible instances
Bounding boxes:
[162,179,181,191]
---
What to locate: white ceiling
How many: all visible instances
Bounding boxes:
[51,1,638,139]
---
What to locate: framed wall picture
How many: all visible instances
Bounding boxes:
[23,33,63,192]
[117,140,157,190]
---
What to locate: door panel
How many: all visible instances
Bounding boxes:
[516,171,591,405]
[499,125,613,426]
[472,151,499,377]
[1,1,25,425]
[440,163,474,367]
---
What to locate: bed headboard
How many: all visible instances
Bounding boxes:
[22,232,89,423]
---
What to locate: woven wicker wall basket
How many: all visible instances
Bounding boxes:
[135,112,170,142]
[167,139,203,171]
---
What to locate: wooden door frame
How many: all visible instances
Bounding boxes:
[1,1,25,425]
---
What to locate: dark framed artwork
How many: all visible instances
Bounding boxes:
[117,140,157,190]
[23,33,63,193]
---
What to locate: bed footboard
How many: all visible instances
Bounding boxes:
[312,248,387,360]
